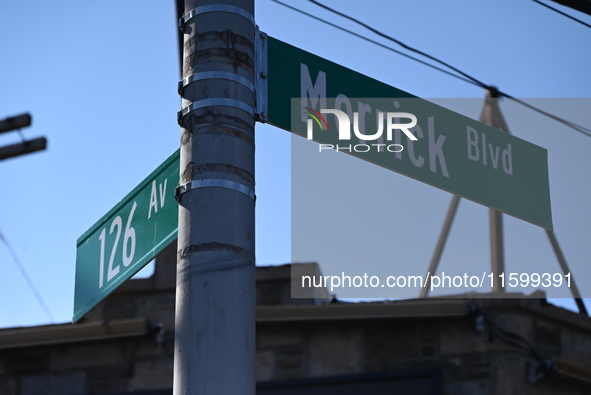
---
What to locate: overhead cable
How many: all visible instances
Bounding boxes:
[273,0,591,138]
[0,228,55,323]
[533,0,591,29]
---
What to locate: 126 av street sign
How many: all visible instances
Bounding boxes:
[264,37,553,230]
[73,150,179,322]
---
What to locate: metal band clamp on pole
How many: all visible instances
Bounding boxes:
[177,98,255,125]
[178,71,255,96]
[175,179,256,203]
[179,4,255,31]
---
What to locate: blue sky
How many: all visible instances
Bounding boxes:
[1,0,590,327]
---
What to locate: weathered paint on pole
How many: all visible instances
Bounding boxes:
[174,0,256,393]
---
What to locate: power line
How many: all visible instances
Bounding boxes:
[0,228,55,324]
[306,0,492,90]
[269,0,481,88]
[550,0,591,17]
[275,0,591,138]
[305,0,591,137]
[502,95,591,138]
[533,0,591,29]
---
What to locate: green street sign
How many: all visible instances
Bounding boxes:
[73,150,179,322]
[265,37,552,230]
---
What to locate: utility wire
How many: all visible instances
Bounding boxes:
[533,0,591,29]
[306,0,492,90]
[501,95,591,138]
[270,0,481,88]
[275,0,591,138]
[0,228,55,323]
[306,0,591,137]
[470,301,542,360]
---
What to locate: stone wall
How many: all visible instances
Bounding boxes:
[1,246,591,394]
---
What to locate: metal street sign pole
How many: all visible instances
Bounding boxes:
[174,0,256,393]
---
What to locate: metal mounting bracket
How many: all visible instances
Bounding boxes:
[178,71,255,96]
[254,27,268,122]
[175,179,256,203]
[177,98,255,125]
[179,5,255,32]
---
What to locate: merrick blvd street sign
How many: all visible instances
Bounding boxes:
[73,150,179,322]
[263,36,552,230]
